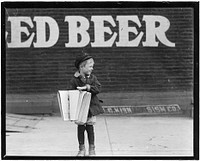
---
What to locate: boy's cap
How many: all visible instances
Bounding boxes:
[75,54,93,69]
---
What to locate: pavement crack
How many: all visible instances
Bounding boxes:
[104,117,113,155]
[149,136,156,141]
[157,144,168,148]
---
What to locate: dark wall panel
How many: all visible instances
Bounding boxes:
[5,8,193,94]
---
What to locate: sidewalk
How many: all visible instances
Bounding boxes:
[5,113,193,157]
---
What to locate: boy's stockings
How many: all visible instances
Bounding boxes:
[77,125,86,145]
[86,125,94,145]
[77,125,95,145]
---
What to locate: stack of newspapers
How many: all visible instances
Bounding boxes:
[57,90,91,124]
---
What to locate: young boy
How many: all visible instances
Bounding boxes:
[68,53,104,156]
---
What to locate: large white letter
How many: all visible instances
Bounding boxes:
[7,17,35,48]
[116,16,144,47]
[142,15,175,47]
[91,16,117,47]
[65,16,90,47]
[33,16,59,48]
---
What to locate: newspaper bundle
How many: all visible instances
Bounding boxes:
[57,90,91,124]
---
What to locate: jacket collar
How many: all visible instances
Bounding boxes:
[74,71,90,78]
[74,71,81,78]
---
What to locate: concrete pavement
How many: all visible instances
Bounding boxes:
[5,114,193,157]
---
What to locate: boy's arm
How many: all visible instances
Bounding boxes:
[86,75,101,95]
[68,78,77,90]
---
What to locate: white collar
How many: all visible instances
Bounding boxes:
[74,71,90,78]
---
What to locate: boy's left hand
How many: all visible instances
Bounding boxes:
[77,86,87,90]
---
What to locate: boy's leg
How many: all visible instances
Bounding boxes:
[86,116,96,156]
[77,125,86,156]
[77,125,86,145]
[86,124,94,145]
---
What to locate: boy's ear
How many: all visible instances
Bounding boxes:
[79,65,83,70]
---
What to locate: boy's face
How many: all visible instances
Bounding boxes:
[81,58,94,76]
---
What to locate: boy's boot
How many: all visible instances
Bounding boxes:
[77,144,86,156]
[89,144,96,156]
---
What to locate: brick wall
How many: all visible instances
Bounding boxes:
[5,8,193,94]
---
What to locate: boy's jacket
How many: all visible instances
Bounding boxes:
[68,72,104,117]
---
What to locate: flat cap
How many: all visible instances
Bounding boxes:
[75,54,93,69]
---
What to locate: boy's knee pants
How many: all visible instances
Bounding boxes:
[75,116,96,125]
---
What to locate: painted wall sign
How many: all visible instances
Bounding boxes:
[103,104,182,115]
[5,8,193,94]
[6,15,175,48]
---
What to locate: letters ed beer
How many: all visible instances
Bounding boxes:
[6,15,175,48]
